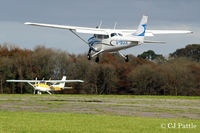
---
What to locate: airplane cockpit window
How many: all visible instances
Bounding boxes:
[111,33,117,37]
[97,34,103,39]
[104,35,109,39]
[94,34,109,39]
[118,33,123,36]
[41,81,45,84]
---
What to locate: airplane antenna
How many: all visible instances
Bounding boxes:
[96,20,102,29]
[99,20,102,29]
[114,22,117,30]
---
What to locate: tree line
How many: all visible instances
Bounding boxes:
[0,44,200,96]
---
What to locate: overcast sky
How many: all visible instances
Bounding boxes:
[0,0,199,56]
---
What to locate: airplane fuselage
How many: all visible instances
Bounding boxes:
[33,83,63,92]
[88,33,141,53]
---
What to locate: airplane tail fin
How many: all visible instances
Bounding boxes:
[134,15,148,38]
[52,76,66,88]
[62,76,67,81]
[58,76,66,88]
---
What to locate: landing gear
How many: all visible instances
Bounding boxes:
[87,48,102,63]
[87,54,91,60]
[125,55,129,62]
[47,91,52,95]
[95,56,99,63]
[87,48,92,60]
[118,52,129,62]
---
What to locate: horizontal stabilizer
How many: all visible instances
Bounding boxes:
[147,30,193,34]
[64,87,73,89]
[144,40,165,44]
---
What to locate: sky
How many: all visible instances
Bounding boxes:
[0,0,199,56]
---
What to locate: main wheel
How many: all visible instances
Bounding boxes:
[95,56,99,63]
[87,48,92,60]
[125,55,129,62]
[87,54,91,60]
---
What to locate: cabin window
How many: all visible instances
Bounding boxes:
[94,34,109,39]
[104,35,109,39]
[111,33,117,37]
[41,81,45,84]
[97,34,103,39]
[118,33,123,36]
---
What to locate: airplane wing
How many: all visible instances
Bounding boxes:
[25,22,193,36]
[24,22,108,35]
[6,80,38,83]
[7,79,84,83]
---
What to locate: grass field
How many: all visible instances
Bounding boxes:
[0,94,199,133]
[0,111,199,133]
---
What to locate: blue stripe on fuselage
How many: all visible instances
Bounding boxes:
[137,24,146,36]
[88,36,95,41]
[88,40,101,46]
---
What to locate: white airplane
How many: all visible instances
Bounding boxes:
[6,76,84,95]
[24,15,192,62]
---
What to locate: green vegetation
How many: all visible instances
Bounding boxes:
[0,111,199,133]
[0,95,199,132]
[0,44,200,96]
[137,50,165,62]
[170,44,200,61]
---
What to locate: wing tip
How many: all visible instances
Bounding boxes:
[24,22,32,25]
[189,31,193,34]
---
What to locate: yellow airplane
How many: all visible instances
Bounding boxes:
[6,76,84,94]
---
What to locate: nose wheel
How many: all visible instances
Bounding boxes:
[87,54,91,60]
[87,48,92,60]
[125,55,129,62]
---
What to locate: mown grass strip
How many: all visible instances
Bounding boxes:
[0,111,199,133]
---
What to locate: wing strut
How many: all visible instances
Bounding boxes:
[91,49,104,57]
[27,82,35,88]
[69,30,91,48]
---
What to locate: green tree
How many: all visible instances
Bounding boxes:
[170,44,200,61]
[137,50,165,62]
